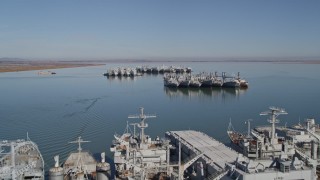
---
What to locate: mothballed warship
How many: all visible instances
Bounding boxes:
[0,136,44,180]
[2,106,318,180]
[49,137,112,180]
[226,107,317,179]
[110,107,174,180]
[227,107,295,158]
[109,106,318,180]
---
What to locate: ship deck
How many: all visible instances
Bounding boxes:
[166,130,238,168]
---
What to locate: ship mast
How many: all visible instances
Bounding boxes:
[130,123,139,138]
[260,107,287,144]
[69,137,90,175]
[245,119,252,138]
[128,107,156,144]
[69,136,90,152]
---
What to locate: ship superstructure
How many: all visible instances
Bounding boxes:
[0,136,44,180]
[226,107,318,179]
[163,72,248,88]
[49,137,111,180]
[227,107,296,159]
[111,107,172,180]
[274,117,320,177]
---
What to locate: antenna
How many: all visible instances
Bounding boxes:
[27,132,30,141]
[123,121,132,135]
[245,119,253,138]
[130,123,139,138]
[128,107,156,143]
[285,122,287,129]
[69,136,90,152]
[227,118,234,132]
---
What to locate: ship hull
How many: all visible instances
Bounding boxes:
[179,80,190,87]
[223,81,240,88]
[201,79,213,87]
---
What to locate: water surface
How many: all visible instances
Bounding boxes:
[0,62,320,171]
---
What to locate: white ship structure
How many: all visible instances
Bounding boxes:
[49,137,111,180]
[163,72,248,88]
[2,106,319,180]
[110,107,175,180]
[226,107,318,180]
[0,136,44,180]
[104,66,192,77]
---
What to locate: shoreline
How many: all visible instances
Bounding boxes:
[0,61,104,73]
[1,59,320,73]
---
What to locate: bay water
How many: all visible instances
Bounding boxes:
[0,61,319,171]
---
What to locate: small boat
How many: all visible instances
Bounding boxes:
[38,71,56,75]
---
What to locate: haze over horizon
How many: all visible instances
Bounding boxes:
[1,0,320,61]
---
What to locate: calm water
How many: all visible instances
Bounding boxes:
[1,62,320,171]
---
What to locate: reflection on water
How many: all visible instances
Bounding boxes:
[164,87,247,100]
[105,72,160,80]
[105,75,136,81]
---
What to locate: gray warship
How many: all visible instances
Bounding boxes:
[0,136,44,180]
[227,107,296,158]
[226,107,317,179]
[163,72,248,88]
[110,107,174,180]
[49,137,112,180]
[109,106,318,180]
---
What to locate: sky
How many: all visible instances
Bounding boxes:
[0,0,320,60]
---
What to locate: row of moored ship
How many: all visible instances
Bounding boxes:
[164,72,249,88]
[104,65,192,77]
[2,106,320,180]
[104,66,249,88]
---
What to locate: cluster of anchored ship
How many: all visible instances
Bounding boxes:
[103,65,192,77]
[164,72,249,88]
[2,106,320,180]
[104,67,139,77]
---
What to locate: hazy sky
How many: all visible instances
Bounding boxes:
[0,0,319,60]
